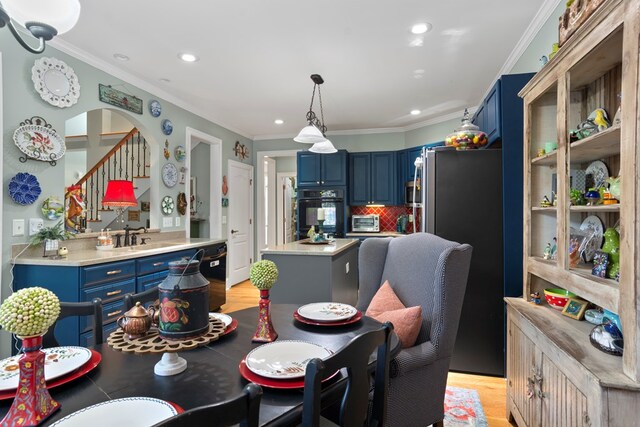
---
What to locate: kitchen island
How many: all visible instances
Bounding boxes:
[261,238,359,306]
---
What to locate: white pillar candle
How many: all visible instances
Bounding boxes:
[317,208,325,220]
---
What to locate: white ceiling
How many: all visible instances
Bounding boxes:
[56,0,549,139]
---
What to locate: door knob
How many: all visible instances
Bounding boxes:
[231,229,239,234]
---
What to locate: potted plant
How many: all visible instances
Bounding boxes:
[30,220,73,257]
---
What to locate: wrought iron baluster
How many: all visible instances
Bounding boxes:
[125,135,129,180]
[118,146,123,178]
[143,137,148,176]
[136,132,141,177]
[89,175,95,221]
[101,165,105,207]
[95,170,101,221]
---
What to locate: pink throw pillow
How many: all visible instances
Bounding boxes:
[366,280,423,348]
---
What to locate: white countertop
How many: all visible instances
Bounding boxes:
[346,231,407,237]
[260,238,359,256]
[13,238,226,267]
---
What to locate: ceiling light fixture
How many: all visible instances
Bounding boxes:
[411,22,432,34]
[274,119,284,125]
[294,74,337,154]
[411,110,421,115]
[0,0,81,54]
[178,53,199,63]
[113,53,129,61]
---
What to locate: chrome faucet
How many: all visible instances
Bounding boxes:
[123,225,147,246]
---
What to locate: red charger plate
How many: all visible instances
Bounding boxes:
[223,319,238,335]
[238,359,339,389]
[167,401,185,414]
[0,349,102,401]
[293,310,363,326]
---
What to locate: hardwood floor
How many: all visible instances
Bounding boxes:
[222,280,514,426]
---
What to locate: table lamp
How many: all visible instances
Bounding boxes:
[102,180,137,222]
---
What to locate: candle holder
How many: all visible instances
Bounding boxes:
[317,219,325,235]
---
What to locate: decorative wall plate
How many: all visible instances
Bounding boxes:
[42,196,64,220]
[31,57,80,108]
[162,196,175,215]
[8,173,42,205]
[585,160,609,189]
[149,100,162,117]
[177,192,187,215]
[13,117,66,164]
[162,119,173,135]
[174,145,186,162]
[580,215,604,262]
[162,163,178,188]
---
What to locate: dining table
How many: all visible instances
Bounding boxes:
[0,303,399,426]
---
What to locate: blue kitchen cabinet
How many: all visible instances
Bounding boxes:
[297,150,348,187]
[396,149,408,205]
[406,147,423,182]
[349,151,396,206]
[13,248,196,348]
[473,102,486,133]
[484,80,502,144]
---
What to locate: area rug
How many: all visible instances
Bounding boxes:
[444,386,488,427]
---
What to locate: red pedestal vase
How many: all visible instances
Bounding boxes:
[1,336,60,427]
[252,290,278,342]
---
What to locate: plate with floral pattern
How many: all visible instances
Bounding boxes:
[245,340,331,379]
[297,302,358,323]
[31,57,80,108]
[13,123,66,162]
[8,172,42,205]
[0,346,92,391]
[149,99,162,117]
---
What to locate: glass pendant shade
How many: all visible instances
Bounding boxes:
[102,180,137,207]
[294,125,327,144]
[2,0,81,35]
[309,139,337,154]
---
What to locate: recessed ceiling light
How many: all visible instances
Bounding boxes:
[411,23,432,35]
[410,110,421,116]
[178,53,199,62]
[159,78,171,83]
[409,37,424,48]
[274,119,284,125]
[113,53,129,61]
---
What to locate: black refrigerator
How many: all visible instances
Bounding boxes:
[421,148,506,376]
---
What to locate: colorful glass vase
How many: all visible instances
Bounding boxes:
[1,335,60,426]
[252,290,278,343]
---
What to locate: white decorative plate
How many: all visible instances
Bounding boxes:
[13,124,66,162]
[209,312,232,327]
[245,340,331,379]
[31,57,80,108]
[0,346,92,392]
[585,160,609,189]
[297,302,358,323]
[162,163,178,188]
[580,215,604,262]
[49,397,178,427]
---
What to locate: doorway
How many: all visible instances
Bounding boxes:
[227,160,254,287]
[276,173,296,245]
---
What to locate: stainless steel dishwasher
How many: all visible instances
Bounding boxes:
[198,243,227,311]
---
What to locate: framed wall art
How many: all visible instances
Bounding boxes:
[98,84,143,114]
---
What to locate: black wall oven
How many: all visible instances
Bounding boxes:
[297,188,345,240]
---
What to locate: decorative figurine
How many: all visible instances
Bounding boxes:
[601,228,620,280]
[530,292,541,305]
[543,243,552,260]
[592,250,609,278]
[584,188,601,206]
[250,260,279,342]
[537,148,546,157]
[569,237,582,268]
[540,195,552,208]
[550,237,558,260]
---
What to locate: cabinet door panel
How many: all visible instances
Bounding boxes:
[297,152,322,187]
[349,153,371,205]
[485,79,502,144]
[541,355,588,427]
[396,150,408,205]
[322,150,347,186]
[508,321,541,427]
[371,152,396,205]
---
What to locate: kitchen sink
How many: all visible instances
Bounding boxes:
[126,242,184,251]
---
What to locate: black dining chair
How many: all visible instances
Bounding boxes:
[43,298,103,348]
[151,383,263,427]
[302,322,394,427]
[124,287,159,310]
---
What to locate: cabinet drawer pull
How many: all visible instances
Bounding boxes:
[106,290,122,296]
[106,270,122,275]
[107,310,122,317]
[152,262,164,267]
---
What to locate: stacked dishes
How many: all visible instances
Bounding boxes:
[294,302,362,326]
[209,312,238,336]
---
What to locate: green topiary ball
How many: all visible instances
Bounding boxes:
[0,287,60,337]
[250,260,279,290]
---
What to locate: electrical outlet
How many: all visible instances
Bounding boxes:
[345,262,350,274]
[29,218,44,236]
[162,217,172,227]
[175,217,181,227]
[12,219,25,237]
[222,215,227,224]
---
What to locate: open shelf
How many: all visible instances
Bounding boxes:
[531,150,558,166]
[570,204,620,212]
[569,126,621,164]
[569,28,623,89]
[529,256,619,313]
[531,206,557,212]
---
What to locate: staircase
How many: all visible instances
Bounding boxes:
[74,128,150,228]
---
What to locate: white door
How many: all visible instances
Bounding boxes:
[227,160,253,287]
[277,173,296,245]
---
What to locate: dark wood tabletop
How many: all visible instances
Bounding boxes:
[0,304,398,426]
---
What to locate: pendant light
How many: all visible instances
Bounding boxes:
[294,74,337,153]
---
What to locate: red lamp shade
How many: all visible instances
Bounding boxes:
[102,180,137,207]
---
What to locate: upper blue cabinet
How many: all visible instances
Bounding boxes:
[349,151,396,206]
[297,150,348,187]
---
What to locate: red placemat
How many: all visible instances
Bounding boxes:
[238,359,338,389]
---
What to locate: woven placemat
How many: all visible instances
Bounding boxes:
[107,317,226,354]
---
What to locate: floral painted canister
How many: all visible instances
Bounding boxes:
[158,258,210,340]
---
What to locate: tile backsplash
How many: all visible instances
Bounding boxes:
[350,206,421,233]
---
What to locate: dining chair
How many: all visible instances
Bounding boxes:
[124,286,159,310]
[301,322,394,427]
[151,383,263,427]
[43,298,103,348]
[356,233,472,427]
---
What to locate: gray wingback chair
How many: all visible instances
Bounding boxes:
[357,233,472,427]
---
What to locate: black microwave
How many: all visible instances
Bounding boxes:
[405,180,420,206]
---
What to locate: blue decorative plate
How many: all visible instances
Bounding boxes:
[9,172,42,205]
[161,119,173,135]
[149,99,162,117]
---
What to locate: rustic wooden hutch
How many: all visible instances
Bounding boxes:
[505,0,640,425]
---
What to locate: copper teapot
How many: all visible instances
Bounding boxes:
[117,302,153,339]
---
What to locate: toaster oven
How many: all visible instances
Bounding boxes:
[352,214,380,232]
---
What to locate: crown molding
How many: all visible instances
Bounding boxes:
[402,107,478,132]
[48,38,253,140]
